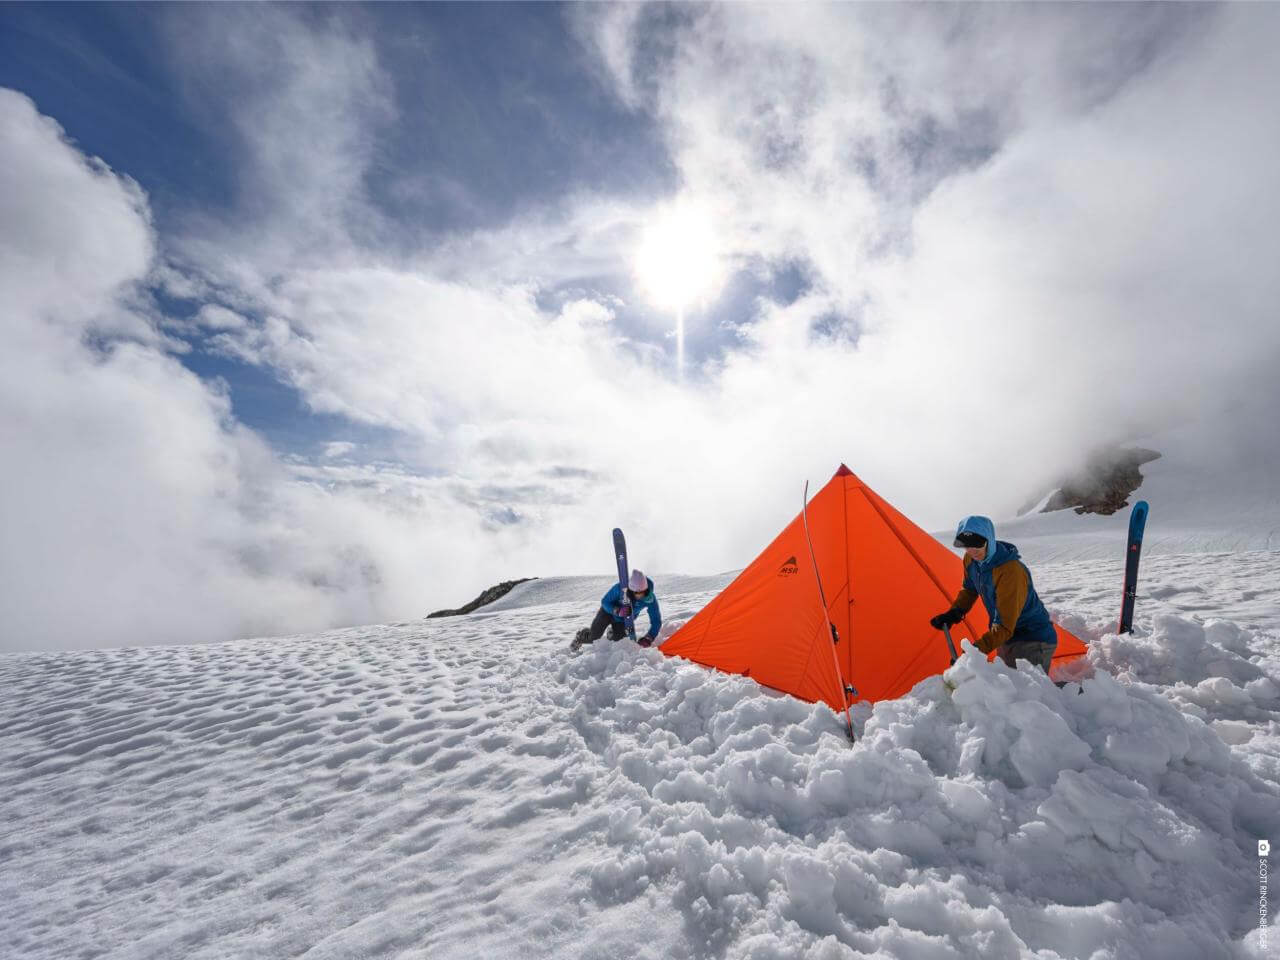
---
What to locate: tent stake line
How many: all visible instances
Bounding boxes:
[804,479,857,743]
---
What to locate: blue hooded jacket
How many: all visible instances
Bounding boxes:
[954,516,1056,649]
[601,579,662,640]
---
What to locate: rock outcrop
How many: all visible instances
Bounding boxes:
[1034,446,1162,516]
[427,578,537,618]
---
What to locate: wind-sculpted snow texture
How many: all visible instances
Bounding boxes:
[2,554,1279,959]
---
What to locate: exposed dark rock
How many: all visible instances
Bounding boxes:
[427,578,537,618]
[1035,446,1161,516]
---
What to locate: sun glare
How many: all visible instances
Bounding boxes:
[633,204,725,314]
[633,203,726,378]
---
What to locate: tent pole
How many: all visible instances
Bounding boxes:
[804,480,856,743]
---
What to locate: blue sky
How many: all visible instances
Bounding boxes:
[3,3,1278,650]
[1,4,672,229]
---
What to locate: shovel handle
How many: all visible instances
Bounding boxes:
[942,625,959,665]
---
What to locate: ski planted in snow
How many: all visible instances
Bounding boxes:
[612,527,637,642]
[802,481,856,743]
[1118,500,1149,635]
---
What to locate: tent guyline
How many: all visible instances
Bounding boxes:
[803,479,856,742]
[662,464,1087,719]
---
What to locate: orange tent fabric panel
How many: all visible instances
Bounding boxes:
[659,474,847,707]
[1053,625,1088,662]
[662,465,1088,711]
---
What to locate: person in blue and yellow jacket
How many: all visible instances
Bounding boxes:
[570,569,662,651]
[929,516,1058,672]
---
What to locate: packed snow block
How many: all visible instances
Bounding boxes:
[718,741,816,827]
[1026,900,1219,960]
[1090,613,1268,706]
[938,778,989,824]
[1058,668,1234,780]
[1100,686,1191,777]
[1069,670,1135,729]
[807,767,851,810]
[1102,728,1177,777]
[1211,719,1255,745]
[1194,676,1253,709]
[942,645,1090,787]
[1036,767,1208,862]
[1204,618,1256,656]
[1007,701,1091,787]
[806,740,936,821]
[1245,676,1279,701]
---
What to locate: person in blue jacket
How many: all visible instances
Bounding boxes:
[571,569,662,650]
[929,516,1058,672]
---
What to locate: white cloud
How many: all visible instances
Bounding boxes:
[567,3,1280,504]
[0,90,152,331]
[162,4,396,279]
[194,303,247,331]
[6,4,1278,651]
[0,90,588,651]
[162,4,1280,597]
[323,441,357,459]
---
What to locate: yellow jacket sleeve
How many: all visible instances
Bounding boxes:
[950,557,978,615]
[951,588,978,615]
[976,562,1030,653]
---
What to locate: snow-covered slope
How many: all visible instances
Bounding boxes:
[482,572,739,614]
[3,549,1279,959]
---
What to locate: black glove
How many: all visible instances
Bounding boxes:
[929,609,964,630]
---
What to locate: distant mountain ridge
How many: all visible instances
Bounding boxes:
[427,578,537,618]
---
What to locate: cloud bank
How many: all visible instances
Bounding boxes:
[3,4,1278,650]
[0,90,560,651]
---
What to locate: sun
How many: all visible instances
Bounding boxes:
[633,203,725,314]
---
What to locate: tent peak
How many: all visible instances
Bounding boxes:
[834,464,854,477]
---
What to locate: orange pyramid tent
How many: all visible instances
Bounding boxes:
[661,465,1087,714]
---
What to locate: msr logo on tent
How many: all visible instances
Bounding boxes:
[778,556,799,577]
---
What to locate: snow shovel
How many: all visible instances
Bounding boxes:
[941,624,959,666]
